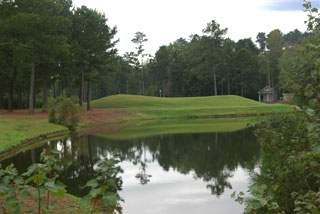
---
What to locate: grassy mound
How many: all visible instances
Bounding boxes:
[91,94,264,108]
[90,94,293,119]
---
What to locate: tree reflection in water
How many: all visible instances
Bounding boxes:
[1,128,260,198]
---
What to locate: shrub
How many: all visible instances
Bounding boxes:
[48,95,81,131]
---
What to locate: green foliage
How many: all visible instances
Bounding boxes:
[0,164,28,213]
[234,4,320,212]
[0,148,124,213]
[234,111,320,213]
[81,151,123,214]
[23,149,66,213]
[48,95,81,131]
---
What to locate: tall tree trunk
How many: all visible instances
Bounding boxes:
[42,79,47,112]
[221,81,224,95]
[8,78,13,112]
[168,70,171,97]
[33,83,36,110]
[80,63,85,107]
[228,72,231,95]
[268,71,271,87]
[53,80,56,99]
[213,68,217,96]
[142,61,145,96]
[17,88,22,109]
[29,62,35,115]
[69,79,73,97]
[126,79,128,94]
[163,80,166,97]
[87,70,91,111]
[0,88,3,109]
[241,72,244,97]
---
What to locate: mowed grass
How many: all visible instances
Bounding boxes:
[96,117,261,140]
[92,94,264,108]
[0,116,67,152]
[91,94,293,119]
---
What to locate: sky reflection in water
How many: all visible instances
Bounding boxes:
[1,128,259,214]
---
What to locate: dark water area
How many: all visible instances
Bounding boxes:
[1,128,260,214]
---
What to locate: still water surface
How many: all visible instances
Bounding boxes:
[2,128,259,214]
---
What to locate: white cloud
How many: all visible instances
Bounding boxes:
[72,0,309,56]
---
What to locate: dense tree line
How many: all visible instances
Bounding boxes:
[0,0,117,113]
[0,0,311,113]
[107,25,309,100]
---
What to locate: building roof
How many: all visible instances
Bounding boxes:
[258,86,275,94]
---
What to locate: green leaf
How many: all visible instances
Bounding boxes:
[14,176,24,185]
[20,188,32,198]
[85,179,99,188]
[306,108,316,117]
[311,145,320,154]
[23,164,37,177]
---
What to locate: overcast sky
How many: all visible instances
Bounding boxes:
[72,0,319,56]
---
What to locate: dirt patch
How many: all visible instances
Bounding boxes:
[0,109,47,118]
[0,108,130,123]
[80,108,130,124]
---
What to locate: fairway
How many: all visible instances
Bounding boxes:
[91,94,293,119]
[91,94,264,108]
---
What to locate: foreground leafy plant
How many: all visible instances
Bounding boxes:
[23,149,66,214]
[0,164,30,213]
[82,151,123,214]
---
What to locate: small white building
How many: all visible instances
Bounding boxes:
[258,86,277,103]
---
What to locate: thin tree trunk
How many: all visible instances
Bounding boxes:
[142,60,145,96]
[80,63,85,107]
[268,71,271,87]
[19,90,22,109]
[8,78,13,112]
[241,72,244,97]
[17,88,22,109]
[168,70,171,97]
[87,72,91,111]
[29,62,35,115]
[69,79,73,97]
[228,72,231,95]
[126,79,128,94]
[221,81,224,95]
[163,80,166,97]
[53,80,56,99]
[0,88,3,109]
[42,79,47,112]
[213,69,217,96]
[33,84,36,110]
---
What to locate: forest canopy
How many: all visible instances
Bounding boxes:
[0,0,310,113]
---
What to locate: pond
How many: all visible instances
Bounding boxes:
[1,125,260,214]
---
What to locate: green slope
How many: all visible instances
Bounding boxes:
[91,94,264,108]
[91,94,293,119]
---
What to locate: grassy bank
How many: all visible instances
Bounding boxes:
[91,94,293,119]
[0,95,292,154]
[0,116,67,152]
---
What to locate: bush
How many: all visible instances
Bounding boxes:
[48,95,81,131]
[0,149,123,213]
[233,112,320,213]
